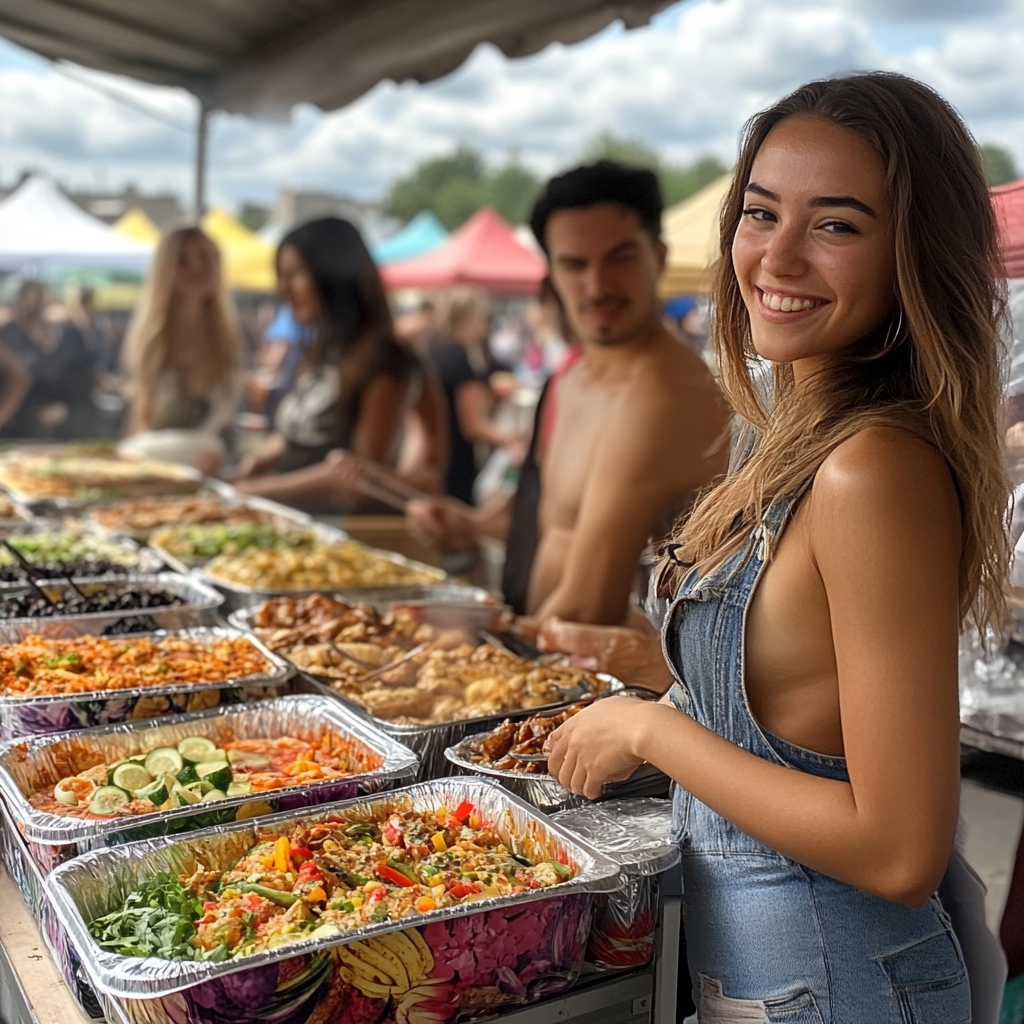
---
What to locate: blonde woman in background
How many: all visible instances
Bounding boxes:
[120,227,243,473]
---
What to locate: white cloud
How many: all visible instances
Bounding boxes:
[0,0,1022,214]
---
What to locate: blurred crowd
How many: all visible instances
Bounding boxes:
[0,213,709,520]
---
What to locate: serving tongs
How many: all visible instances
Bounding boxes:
[352,460,429,513]
[1,538,93,607]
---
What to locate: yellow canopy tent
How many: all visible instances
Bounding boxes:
[659,173,732,297]
[201,207,276,292]
[112,207,161,246]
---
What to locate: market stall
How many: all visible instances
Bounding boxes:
[0,445,684,1024]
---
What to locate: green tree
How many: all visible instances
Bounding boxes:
[387,147,487,228]
[386,147,539,229]
[979,143,1018,186]
[579,132,727,206]
[239,203,269,232]
[488,157,541,225]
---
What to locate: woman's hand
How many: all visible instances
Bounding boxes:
[232,433,285,481]
[538,616,672,694]
[547,697,652,800]
[324,449,366,506]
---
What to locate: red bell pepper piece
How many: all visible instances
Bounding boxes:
[376,864,417,888]
[297,860,323,881]
[366,885,388,906]
[448,881,482,899]
[289,845,313,863]
[453,801,475,824]
[382,822,404,846]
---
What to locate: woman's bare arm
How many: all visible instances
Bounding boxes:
[548,428,963,906]
[0,344,30,429]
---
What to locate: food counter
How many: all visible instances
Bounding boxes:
[0,451,687,1024]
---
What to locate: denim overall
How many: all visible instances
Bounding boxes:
[663,490,971,1024]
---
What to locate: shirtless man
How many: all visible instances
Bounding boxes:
[408,161,727,626]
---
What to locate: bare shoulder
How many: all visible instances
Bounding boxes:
[810,425,960,547]
[627,337,724,417]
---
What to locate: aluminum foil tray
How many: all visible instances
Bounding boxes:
[0,626,292,741]
[227,585,510,638]
[445,733,671,813]
[0,571,224,636]
[0,525,164,580]
[0,795,105,1017]
[202,541,446,612]
[152,519,346,576]
[553,799,677,971]
[45,777,620,1003]
[0,694,418,863]
[302,672,625,782]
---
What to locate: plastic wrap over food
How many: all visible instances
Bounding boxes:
[0,572,225,636]
[305,674,624,783]
[0,694,419,861]
[0,626,292,741]
[0,795,105,1017]
[445,734,670,814]
[45,778,619,1002]
[552,798,677,971]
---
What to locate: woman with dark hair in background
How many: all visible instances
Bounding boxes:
[235,217,424,513]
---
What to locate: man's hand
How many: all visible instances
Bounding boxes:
[406,497,478,553]
[538,615,672,693]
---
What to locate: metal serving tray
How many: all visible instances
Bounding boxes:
[0,571,224,636]
[44,777,621,1000]
[0,526,164,579]
[151,517,334,576]
[199,539,446,611]
[0,453,203,514]
[302,671,625,782]
[0,793,105,1017]
[445,732,671,813]
[227,584,510,637]
[0,626,292,741]
[0,694,418,861]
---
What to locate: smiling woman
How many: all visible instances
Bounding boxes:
[547,72,1009,1023]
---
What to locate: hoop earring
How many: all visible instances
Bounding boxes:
[875,304,905,358]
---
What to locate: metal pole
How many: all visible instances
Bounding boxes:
[193,101,210,222]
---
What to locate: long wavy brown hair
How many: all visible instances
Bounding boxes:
[658,72,1010,632]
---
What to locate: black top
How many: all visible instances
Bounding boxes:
[273,338,420,509]
[0,321,97,439]
[501,379,551,616]
[426,335,485,505]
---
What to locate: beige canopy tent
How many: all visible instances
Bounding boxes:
[0,1,674,213]
[659,172,732,297]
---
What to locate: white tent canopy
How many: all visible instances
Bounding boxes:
[0,1,674,118]
[0,175,152,273]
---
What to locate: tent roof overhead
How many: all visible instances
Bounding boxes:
[0,0,674,116]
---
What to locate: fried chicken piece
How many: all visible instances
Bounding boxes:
[473,718,516,760]
[359,687,436,720]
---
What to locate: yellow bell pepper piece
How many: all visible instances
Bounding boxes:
[274,835,290,874]
[431,832,447,852]
[350,896,364,909]
[305,886,326,903]
[467,813,481,829]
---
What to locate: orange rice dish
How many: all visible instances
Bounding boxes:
[0,635,272,698]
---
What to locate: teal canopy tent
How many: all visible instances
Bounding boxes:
[373,211,448,265]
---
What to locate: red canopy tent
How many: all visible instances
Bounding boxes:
[993,178,1024,279]
[381,207,546,295]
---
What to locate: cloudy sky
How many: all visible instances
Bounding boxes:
[0,0,1022,215]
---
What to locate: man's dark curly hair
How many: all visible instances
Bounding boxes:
[529,160,663,253]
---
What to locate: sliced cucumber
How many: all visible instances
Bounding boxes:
[226,780,252,798]
[88,786,131,816]
[177,736,219,763]
[53,777,92,806]
[144,747,183,777]
[197,780,214,795]
[175,763,199,786]
[134,777,168,807]
[111,762,152,794]
[227,750,272,771]
[174,783,202,807]
[199,789,226,804]
[195,761,231,792]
